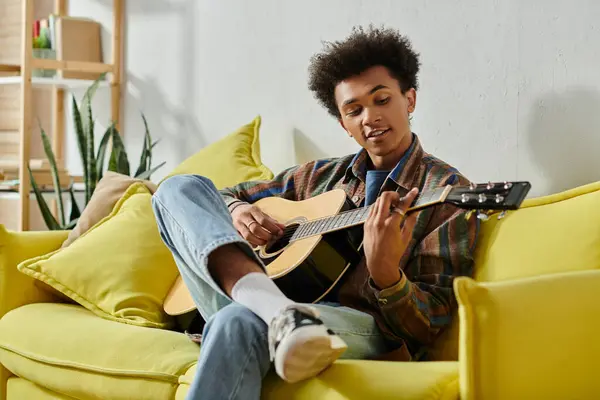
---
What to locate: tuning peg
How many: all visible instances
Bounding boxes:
[470,182,477,190]
[461,194,470,203]
[497,210,507,220]
[503,181,513,190]
[478,194,487,203]
[495,194,504,203]
[477,211,490,221]
[486,181,494,190]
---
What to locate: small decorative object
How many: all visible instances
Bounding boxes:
[32,48,56,78]
[32,17,56,78]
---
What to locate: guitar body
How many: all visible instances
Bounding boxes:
[163,189,363,315]
[254,190,363,303]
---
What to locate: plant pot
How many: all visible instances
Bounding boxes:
[32,48,57,78]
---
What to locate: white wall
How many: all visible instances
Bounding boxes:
[66,0,600,198]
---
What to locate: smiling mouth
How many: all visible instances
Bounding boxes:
[367,128,390,140]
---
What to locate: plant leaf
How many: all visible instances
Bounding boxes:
[135,113,152,177]
[38,122,65,226]
[80,73,105,129]
[108,145,118,172]
[116,148,130,176]
[80,75,104,203]
[68,184,81,222]
[108,128,130,176]
[85,103,97,204]
[151,139,160,149]
[72,96,88,191]
[96,123,114,181]
[28,165,61,230]
[135,161,165,180]
[64,218,79,230]
[143,114,152,170]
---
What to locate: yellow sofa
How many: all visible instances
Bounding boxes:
[1,180,599,400]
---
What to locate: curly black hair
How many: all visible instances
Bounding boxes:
[308,25,421,118]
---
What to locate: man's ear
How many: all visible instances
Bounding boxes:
[338,118,352,137]
[406,88,417,113]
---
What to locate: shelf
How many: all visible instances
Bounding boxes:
[0,65,20,73]
[0,75,109,89]
[0,60,113,89]
[0,60,113,74]
[31,59,114,75]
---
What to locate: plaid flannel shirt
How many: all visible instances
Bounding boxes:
[219,134,479,360]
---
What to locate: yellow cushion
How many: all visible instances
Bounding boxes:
[0,225,68,319]
[7,378,74,400]
[474,181,600,282]
[163,115,274,188]
[0,226,70,399]
[17,183,178,329]
[177,361,459,400]
[0,303,199,400]
[455,270,600,400]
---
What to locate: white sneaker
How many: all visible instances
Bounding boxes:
[268,304,348,383]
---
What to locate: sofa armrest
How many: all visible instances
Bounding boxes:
[0,225,69,319]
[455,269,600,400]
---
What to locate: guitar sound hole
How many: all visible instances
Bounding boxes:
[265,223,299,254]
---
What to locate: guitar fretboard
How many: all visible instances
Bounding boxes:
[290,186,450,242]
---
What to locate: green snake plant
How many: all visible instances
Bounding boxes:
[29,74,165,230]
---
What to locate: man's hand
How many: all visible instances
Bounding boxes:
[363,188,419,289]
[231,203,286,247]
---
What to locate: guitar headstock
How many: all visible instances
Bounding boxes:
[445,181,531,211]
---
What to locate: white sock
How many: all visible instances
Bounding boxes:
[231,272,295,325]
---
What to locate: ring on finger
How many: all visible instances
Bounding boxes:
[393,207,406,218]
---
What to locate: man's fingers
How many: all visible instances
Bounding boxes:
[251,208,284,236]
[385,188,419,225]
[392,188,419,213]
[401,212,418,231]
[376,192,400,220]
[235,213,270,244]
[238,224,267,247]
[247,220,274,241]
[400,213,418,240]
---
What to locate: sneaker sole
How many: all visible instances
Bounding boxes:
[274,325,348,383]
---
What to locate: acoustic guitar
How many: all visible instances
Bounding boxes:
[163,181,531,316]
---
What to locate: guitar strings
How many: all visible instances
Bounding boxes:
[268,189,435,243]
[270,204,372,243]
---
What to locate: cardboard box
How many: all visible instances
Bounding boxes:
[55,16,103,80]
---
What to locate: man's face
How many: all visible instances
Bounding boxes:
[334,66,416,169]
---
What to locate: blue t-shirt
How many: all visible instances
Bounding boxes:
[365,170,390,206]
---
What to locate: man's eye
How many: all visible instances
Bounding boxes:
[376,97,390,105]
[347,108,361,116]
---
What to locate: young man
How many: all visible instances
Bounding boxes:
[152,26,478,400]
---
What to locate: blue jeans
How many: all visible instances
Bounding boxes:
[152,175,389,400]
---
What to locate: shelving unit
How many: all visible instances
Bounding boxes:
[0,0,124,231]
[0,76,112,88]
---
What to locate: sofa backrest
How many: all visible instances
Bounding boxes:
[428,180,600,361]
[474,180,600,282]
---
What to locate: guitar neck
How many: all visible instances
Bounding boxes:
[290,186,451,241]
